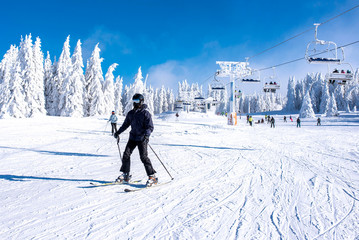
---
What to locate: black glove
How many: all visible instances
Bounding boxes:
[114,132,119,139]
[144,135,149,143]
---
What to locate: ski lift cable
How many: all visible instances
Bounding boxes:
[258,40,359,71]
[247,4,359,61]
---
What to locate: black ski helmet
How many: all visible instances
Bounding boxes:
[132,93,144,103]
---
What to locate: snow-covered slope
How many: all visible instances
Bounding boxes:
[0,112,358,239]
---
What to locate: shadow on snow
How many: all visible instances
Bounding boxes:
[0,174,107,184]
[155,143,255,151]
[0,145,110,157]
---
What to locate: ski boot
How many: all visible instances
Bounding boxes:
[115,172,131,184]
[146,174,158,187]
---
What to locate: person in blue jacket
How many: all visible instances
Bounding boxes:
[114,93,157,186]
[108,111,118,135]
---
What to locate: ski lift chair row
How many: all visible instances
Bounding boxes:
[326,63,354,85]
[263,82,280,93]
[305,24,344,65]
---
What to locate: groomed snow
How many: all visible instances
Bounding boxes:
[0,112,358,239]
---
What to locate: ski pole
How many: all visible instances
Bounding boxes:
[116,137,122,160]
[104,121,109,134]
[148,143,174,180]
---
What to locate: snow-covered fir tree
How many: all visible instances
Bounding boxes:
[44,52,55,115]
[167,88,175,111]
[319,81,330,114]
[114,76,123,115]
[64,39,86,117]
[326,93,338,117]
[0,45,27,118]
[31,36,46,116]
[124,67,146,115]
[160,86,168,112]
[85,44,106,116]
[19,34,46,117]
[57,36,73,116]
[299,92,316,118]
[103,63,118,114]
[143,85,154,115]
[285,76,296,111]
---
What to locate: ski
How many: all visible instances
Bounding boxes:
[89,180,141,187]
[124,181,171,192]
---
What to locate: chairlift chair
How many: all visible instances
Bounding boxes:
[210,71,226,90]
[305,24,344,64]
[242,69,261,83]
[326,62,354,85]
[263,67,280,93]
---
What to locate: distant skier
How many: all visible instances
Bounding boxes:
[246,114,249,124]
[114,93,158,187]
[249,116,253,126]
[317,117,321,126]
[108,111,118,135]
[290,115,293,122]
[270,117,275,128]
[296,117,301,128]
[284,116,287,122]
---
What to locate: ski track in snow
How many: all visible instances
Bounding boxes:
[0,113,359,239]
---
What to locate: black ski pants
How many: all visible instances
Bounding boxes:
[120,139,156,176]
[111,123,117,135]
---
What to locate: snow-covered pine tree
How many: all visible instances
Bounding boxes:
[123,67,146,115]
[85,44,106,116]
[57,36,73,116]
[103,63,118,114]
[6,55,27,118]
[114,76,123,115]
[319,81,330,114]
[334,86,346,111]
[295,79,304,111]
[326,93,338,117]
[19,34,45,117]
[0,45,17,116]
[31,36,46,116]
[285,76,296,111]
[299,92,316,118]
[0,45,27,118]
[121,85,129,112]
[161,86,168,112]
[167,88,175,111]
[144,85,154,115]
[44,52,56,115]
[63,39,86,117]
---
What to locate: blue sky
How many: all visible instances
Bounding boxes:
[1,0,358,95]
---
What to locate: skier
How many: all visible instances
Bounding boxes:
[296,117,301,128]
[108,111,118,135]
[290,115,293,122]
[113,93,158,187]
[317,117,321,126]
[284,116,287,122]
[270,117,275,128]
[249,116,253,126]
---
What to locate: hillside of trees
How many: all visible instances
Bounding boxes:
[0,34,358,119]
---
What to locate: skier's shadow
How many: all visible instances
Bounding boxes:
[0,174,106,184]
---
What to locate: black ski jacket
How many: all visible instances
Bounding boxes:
[116,104,154,141]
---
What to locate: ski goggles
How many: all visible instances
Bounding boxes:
[133,99,141,103]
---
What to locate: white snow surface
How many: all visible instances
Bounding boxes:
[0,112,358,239]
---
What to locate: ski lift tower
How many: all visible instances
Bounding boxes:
[216,61,250,125]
